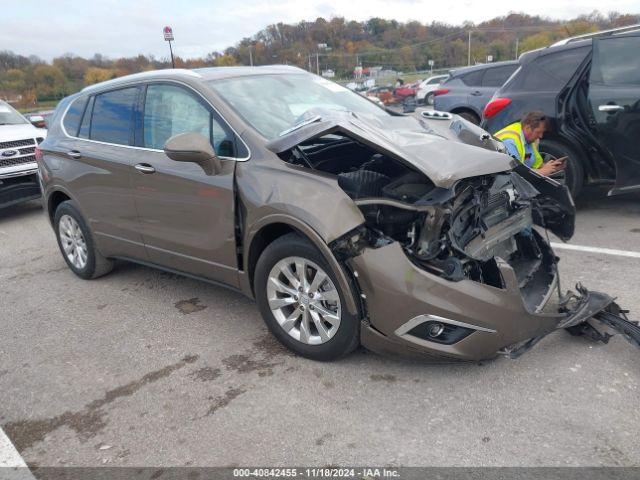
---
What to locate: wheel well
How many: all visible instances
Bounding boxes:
[450,107,480,120]
[247,223,297,293]
[48,191,71,222]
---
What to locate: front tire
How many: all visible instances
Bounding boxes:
[54,200,114,279]
[254,233,359,361]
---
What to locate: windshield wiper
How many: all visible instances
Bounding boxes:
[278,115,322,137]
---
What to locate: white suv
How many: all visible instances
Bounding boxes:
[415,74,449,105]
[0,101,47,209]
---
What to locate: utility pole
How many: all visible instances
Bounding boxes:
[249,46,253,66]
[316,52,319,75]
[308,54,312,71]
[515,37,519,59]
[468,30,472,66]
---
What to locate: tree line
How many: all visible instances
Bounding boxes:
[1,11,638,108]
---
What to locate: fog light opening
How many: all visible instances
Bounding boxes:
[428,323,445,338]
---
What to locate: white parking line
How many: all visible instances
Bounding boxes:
[0,427,35,479]
[550,242,640,259]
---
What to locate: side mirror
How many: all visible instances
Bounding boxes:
[163,132,222,175]
[28,115,46,128]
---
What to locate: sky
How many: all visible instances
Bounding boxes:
[2,0,639,61]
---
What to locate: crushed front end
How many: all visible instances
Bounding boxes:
[268,112,636,361]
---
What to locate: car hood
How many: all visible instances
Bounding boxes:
[0,123,46,143]
[265,111,516,189]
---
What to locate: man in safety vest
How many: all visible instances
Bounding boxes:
[494,111,566,176]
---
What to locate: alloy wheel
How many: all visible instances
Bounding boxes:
[59,214,88,269]
[266,256,341,345]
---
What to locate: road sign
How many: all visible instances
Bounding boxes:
[163,26,174,41]
[487,55,493,62]
[428,60,434,66]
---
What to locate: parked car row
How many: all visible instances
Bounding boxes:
[418,25,640,198]
[483,26,640,197]
[361,75,449,107]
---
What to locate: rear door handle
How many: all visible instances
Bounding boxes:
[598,104,624,112]
[470,91,483,96]
[67,150,82,159]
[135,163,156,174]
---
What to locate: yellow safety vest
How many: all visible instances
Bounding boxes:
[494,121,544,169]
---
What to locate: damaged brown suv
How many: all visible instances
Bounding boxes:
[38,66,637,361]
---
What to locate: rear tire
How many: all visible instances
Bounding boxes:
[457,111,480,125]
[54,201,114,279]
[425,92,435,106]
[254,233,359,361]
[539,139,584,198]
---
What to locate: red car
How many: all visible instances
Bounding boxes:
[393,81,420,101]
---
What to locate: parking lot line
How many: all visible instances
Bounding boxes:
[0,427,34,478]
[550,242,640,259]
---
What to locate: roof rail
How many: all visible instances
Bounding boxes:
[551,24,640,46]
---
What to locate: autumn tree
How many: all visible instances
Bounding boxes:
[83,67,117,86]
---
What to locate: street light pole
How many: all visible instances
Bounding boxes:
[249,46,253,66]
[468,30,472,66]
[316,52,319,75]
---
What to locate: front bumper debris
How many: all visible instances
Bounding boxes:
[349,242,637,361]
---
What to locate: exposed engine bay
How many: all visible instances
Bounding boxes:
[267,111,638,359]
[282,132,562,312]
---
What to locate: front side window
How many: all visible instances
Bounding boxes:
[143,84,235,156]
[90,87,138,145]
[591,36,640,85]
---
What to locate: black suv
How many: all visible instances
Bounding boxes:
[482,27,640,197]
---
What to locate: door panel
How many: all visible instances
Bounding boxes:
[133,82,239,287]
[589,35,640,192]
[61,87,145,259]
[133,155,238,286]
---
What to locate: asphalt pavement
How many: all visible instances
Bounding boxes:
[0,188,639,467]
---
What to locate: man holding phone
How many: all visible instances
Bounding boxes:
[494,111,566,176]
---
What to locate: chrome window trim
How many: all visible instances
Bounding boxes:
[60,79,251,162]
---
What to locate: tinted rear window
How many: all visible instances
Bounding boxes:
[460,69,484,86]
[90,87,138,145]
[481,65,518,87]
[517,47,589,91]
[591,36,640,85]
[62,96,88,136]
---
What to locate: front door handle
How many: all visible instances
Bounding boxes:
[598,104,624,112]
[470,91,482,96]
[135,163,156,174]
[67,150,82,159]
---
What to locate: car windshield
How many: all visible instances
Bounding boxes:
[0,101,29,126]
[208,73,389,140]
